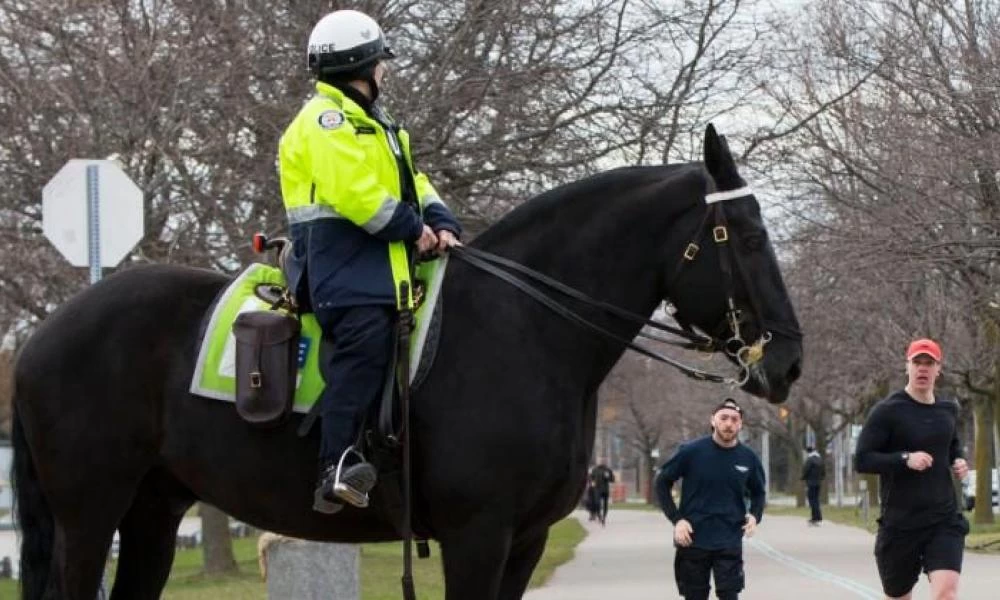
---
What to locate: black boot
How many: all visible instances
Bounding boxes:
[313,452,378,513]
[313,458,344,514]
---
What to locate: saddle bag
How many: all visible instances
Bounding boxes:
[232,310,301,428]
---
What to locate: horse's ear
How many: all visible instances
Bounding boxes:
[704,123,723,178]
[719,134,732,155]
[703,123,738,185]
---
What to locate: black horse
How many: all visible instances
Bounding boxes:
[12,125,801,600]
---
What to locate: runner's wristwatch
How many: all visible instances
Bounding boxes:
[901,452,910,464]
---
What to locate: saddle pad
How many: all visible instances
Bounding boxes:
[189,257,448,412]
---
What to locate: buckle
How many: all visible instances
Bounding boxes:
[683,243,699,260]
[249,372,262,388]
[412,279,426,309]
[713,226,728,243]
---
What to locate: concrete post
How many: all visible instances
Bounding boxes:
[261,535,360,600]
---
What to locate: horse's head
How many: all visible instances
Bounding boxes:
[664,124,802,403]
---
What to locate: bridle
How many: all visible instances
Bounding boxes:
[447,184,802,386]
[663,185,802,385]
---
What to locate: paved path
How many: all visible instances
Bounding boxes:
[525,510,1000,600]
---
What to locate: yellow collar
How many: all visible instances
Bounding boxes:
[314,81,367,115]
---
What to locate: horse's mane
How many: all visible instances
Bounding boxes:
[474,163,705,247]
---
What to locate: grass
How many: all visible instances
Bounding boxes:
[0,518,586,599]
[766,502,1000,553]
[766,503,880,533]
[607,501,658,512]
[608,496,1000,554]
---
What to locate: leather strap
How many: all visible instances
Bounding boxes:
[450,246,728,383]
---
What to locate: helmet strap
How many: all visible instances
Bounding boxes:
[319,62,379,103]
[366,74,381,102]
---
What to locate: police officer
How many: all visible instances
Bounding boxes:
[279,9,462,514]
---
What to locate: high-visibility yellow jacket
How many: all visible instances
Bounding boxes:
[279,82,460,310]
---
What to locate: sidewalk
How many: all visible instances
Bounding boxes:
[525,510,670,599]
[525,509,1000,600]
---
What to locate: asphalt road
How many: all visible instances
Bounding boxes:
[525,509,1000,600]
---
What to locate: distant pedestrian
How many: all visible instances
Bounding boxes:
[801,445,825,526]
[655,398,766,600]
[584,480,601,522]
[589,463,615,525]
[855,338,969,600]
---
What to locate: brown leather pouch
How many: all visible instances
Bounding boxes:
[232,310,301,427]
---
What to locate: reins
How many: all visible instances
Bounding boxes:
[449,244,737,384]
[446,184,803,387]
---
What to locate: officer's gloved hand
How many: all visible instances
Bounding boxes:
[434,230,460,256]
[415,225,438,254]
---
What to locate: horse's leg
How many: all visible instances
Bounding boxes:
[110,470,196,600]
[44,494,131,600]
[438,517,512,600]
[498,528,549,600]
[46,529,113,600]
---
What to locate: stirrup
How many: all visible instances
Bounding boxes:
[331,448,377,508]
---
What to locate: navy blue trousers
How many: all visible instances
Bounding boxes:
[314,305,395,462]
[807,484,822,522]
[674,545,743,600]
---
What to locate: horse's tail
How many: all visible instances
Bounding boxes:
[12,394,55,600]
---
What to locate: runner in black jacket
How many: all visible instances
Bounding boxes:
[854,338,969,600]
[655,398,765,600]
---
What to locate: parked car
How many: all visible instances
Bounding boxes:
[962,468,999,511]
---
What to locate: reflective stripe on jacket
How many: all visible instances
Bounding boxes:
[278,82,460,309]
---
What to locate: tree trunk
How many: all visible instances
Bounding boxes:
[643,453,656,504]
[994,392,1000,512]
[973,400,995,524]
[784,419,805,507]
[815,425,830,504]
[863,474,879,508]
[200,503,238,574]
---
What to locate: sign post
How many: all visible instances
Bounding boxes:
[86,164,100,283]
[43,159,144,282]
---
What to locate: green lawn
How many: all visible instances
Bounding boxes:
[0,518,586,599]
[608,501,658,512]
[766,503,1000,554]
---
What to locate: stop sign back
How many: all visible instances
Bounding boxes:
[42,159,144,268]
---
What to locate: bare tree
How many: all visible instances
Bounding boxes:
[199,503,237,575]
[752,0,999,518]
[0,350,11,437]
[1,0,784,335]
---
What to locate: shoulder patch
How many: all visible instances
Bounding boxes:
[317,110,345,130]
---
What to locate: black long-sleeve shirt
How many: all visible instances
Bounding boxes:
[854,390,963,529]
[655,436,766,550]
[801,453,825,485]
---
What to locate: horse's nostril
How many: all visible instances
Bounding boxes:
[787,359,802,383]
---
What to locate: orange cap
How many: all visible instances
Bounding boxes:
[906,338,942,362]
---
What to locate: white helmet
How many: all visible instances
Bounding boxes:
[307,10,395,77]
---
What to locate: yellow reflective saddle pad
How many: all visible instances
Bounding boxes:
[189,258,447,412]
